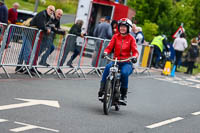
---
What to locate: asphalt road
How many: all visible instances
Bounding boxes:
[0,74,200,133]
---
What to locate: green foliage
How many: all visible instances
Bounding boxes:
[127,0,200,42]
[6,0,78,14]
[142,20,159,42]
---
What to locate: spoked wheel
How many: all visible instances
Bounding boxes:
[103,79,113,115]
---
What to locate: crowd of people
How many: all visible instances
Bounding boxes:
[1,1,200,76]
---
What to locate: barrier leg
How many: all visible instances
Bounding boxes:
[24,66,33,78]
[53,68,62,79]
[44,68,54,75]
[78,68,86,79]
[1,66,10,78]
[33,67,41,78]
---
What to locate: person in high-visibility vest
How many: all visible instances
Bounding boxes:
[151,35,168,68]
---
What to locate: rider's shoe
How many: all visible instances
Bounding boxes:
[98,82,105,102]
[98,91,104,102]
[119,95,127,106]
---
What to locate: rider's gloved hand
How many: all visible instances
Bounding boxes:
[102,52,108,58]
[131,57,137,63]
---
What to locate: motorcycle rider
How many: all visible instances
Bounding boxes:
[98,18,139,105]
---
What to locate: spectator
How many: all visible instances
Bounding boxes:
[111,20,118,35]
[15,5,55,75]
[185,38,199,74]
[0,0,8,24]
[59,20,84,68]
[39,9,65,66]
[197,33,200,46]
[135,27,144,45]
[151,34,168,68]
[8,2,20,24]
[93,16,112,39]
[135,27,144,66]
[92,16,112,67]
[173,33,188,71]
[130,24,137,38]
[65,20,84,68]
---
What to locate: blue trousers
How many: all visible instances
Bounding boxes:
[101,62,133,89]
[17,33,33,64]
[39,37,55,64]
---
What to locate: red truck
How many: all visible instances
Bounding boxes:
[75,0,135,35]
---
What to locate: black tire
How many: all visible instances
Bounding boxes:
[103,79,113,115]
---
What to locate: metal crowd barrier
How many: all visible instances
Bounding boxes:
[0,25,154,79]
[0,24,40,78]
[134,44,154,75]
[0,23,7,47]
[55,35,105,78]
[28,31,65,78]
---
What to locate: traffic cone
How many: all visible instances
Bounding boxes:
[170,65,176,77]
[162,61,171,76]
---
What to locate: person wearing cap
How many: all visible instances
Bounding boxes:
[8,2,20,24]
[92,16,113,67]
[0,0,8,24]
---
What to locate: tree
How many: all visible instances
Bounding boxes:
[142,20,159,42]
[127,0,199,42]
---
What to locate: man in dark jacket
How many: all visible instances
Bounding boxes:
[39,9,65,66]
[59,19,84,67]
[0,0,8,24]
[92,16,112,67]
[15,5,55,75]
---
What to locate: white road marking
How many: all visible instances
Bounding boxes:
[189,84,200,89]
[146,117,184,129]
[0,119,8,122]
[186,78,200,83]
[10,122,59,132]
[191,111,200,116]
[0,98,60,111]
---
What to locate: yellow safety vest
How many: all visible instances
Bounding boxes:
[151,36,164,52]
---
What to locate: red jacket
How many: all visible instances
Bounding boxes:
[104,33,139,60]
[8,8,18,24]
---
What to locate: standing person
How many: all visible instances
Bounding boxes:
[135,27,144,66]
[111,20,119,35]
[185,38,199,74]
[0,0,8,24]
[135,27,144,45]
[130,24,137,38]
[173,33,188,71]
[8,2,20,24]
[15,5,55,74]
[151,34,169,68]
[92,16,112,67]
[39,9,65,66]
[66,20,84,68]
[197,33,200,46]
[98,18,138,105]
[59,19,84,68]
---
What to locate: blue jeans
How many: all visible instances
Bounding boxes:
[17,33,33,65]
[39,37,55,64]
[101,62,133,89]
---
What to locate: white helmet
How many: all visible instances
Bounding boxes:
[118,18,133,33]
